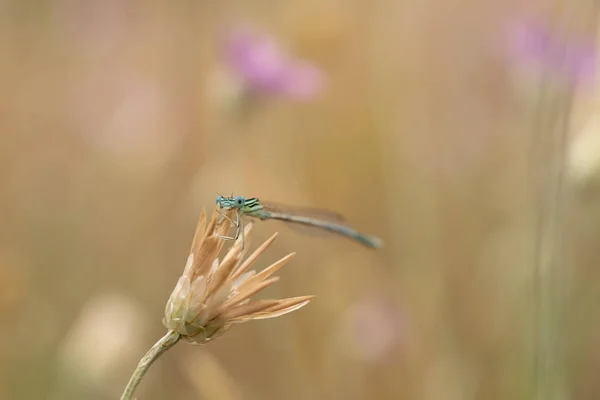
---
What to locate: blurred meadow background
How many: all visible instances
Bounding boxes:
[3,0,600,399]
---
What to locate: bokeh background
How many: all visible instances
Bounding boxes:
[3,0,600,399]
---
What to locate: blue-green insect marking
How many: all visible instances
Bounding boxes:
[216,195,383,249]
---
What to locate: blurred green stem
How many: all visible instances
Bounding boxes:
[120,330,181,400]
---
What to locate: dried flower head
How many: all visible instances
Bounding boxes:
[163,208,313,344]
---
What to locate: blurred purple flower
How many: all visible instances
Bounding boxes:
[507,19,597,85]
[223,27,324,100]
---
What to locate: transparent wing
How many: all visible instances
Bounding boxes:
[239,200,381,248]
[249,201,349,238]
[259,201,346,223]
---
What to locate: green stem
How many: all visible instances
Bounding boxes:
[120,330,181,400]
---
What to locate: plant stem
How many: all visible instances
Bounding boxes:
[120,330,181,400]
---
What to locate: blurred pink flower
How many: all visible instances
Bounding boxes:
[71,69,182,168]
[222,27,325,100]
[337,294,407,363]
[506,18,596,85]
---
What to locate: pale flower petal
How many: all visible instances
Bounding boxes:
[248,297,313,320]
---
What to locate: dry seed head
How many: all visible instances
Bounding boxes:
[163,207,313,344]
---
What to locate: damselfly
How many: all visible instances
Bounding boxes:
[216,195,383,249]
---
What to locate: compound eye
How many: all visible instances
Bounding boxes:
[234,196,244,206]
[216,195,222,204]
